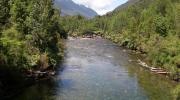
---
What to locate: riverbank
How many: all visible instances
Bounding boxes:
[12,37,179,100]
[98,33,180,82]
[69,33,180,82]
[1,36,179,99]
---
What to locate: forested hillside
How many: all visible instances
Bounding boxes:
[114,0,140,12]
[96,0,180,79]
[63,0,180,80]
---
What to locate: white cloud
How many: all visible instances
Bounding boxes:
[72,0,128,15]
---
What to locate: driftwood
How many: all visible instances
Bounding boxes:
[137,59,170,75]
[82,34,101,39]
[26,70,56,80]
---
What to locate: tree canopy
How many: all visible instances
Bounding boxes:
[0,0,66,71]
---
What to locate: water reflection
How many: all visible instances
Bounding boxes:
[126,63,177,100]
[13,38,178,100]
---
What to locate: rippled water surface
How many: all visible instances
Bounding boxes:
[14,38,177,100]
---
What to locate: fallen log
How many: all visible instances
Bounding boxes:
[156,72,171,74]
[26,70,56,80]
[137,59,170,75]
[34,71,47,74]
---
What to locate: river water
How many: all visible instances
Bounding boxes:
[14,38,177,100]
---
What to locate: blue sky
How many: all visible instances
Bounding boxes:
[72,0,128,15]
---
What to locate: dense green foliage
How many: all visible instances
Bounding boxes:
[62,0,180,79]
[59,15,97,37]
[98,0,180,79]
[0,0,66,71]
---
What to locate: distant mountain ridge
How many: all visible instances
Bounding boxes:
[104,0,139,16]
[54,0,98,18]
[114,0,140,11]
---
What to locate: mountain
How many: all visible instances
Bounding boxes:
[114,0,140,12]
[54,0,98,18]
[104,0,140,16]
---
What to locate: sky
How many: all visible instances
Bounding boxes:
[72,0,128,15]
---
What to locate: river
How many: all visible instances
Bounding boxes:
[13,38,178,100]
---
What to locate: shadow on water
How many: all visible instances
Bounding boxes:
[13,79,58,100]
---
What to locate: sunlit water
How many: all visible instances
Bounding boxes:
[14,38,177,100]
